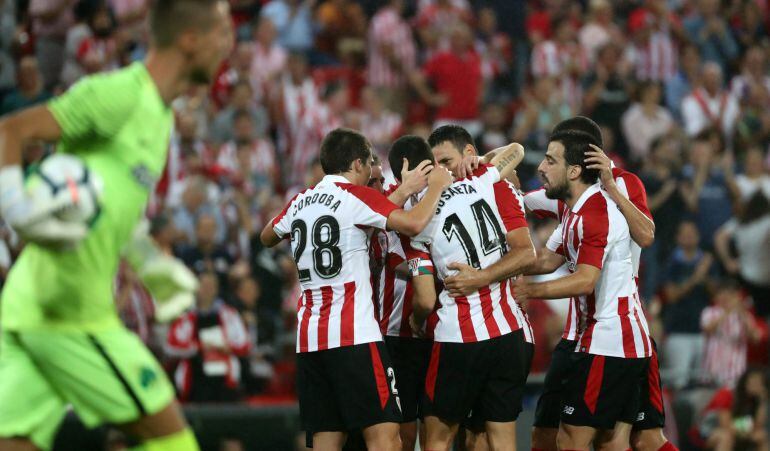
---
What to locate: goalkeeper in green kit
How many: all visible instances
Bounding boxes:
[0,0,233,449]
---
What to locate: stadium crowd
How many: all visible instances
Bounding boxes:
[0,0,769,448]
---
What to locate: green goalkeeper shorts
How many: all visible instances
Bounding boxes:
[0,327,175,450]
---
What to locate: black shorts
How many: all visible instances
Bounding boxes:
[422,329,529,425]
[297,341,402,438]
[464,340,535,433]
[560,352,649,430]
[633,339,666,430]
[384,335,432,423]
[533,338,577,429]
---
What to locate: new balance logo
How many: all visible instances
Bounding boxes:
[563,406,575,415]
[636,412,645,422]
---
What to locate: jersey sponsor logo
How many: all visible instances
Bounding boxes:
[131,164,157,190]
[139,366,157,389]
[563,405,575,415]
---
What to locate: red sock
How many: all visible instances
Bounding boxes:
[658,442,679,451]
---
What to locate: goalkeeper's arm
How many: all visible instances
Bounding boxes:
[122,220,199,322]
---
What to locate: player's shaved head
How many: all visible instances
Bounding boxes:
[320,128,372,175]
[552,116,603,148]
[149,0,222,48]
[389,135,434,182]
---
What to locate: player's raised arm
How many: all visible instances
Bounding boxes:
[585,144,655,248]
[0,105,62,166]
[485,142,525,181]
[387,165,452,236]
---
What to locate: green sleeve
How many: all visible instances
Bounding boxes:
[48,71,140,141]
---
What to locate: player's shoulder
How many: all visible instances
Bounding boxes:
[612,167,643,187]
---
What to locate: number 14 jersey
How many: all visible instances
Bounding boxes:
[409,165,531,343]
[272,175,400,353]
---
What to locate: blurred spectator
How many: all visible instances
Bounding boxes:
[314,0,366,62]
[414,0,471,55]
[212,41,256,109]
[177,214,234,293]
[413,22,483,135]
[665,43,702,121]
[358,87,402,160]
[249,17,287,103]
[60,0,94,87]
[734,78,770,150]
[228,275,273,395]
[75,1,120,76]
[578,0,621,64]
[662,220,717,390]
[166,271,251,403]
[512,76,571,153]
[734,147,770,202]
[639,134,684,298]
[679,130,739,248]
[366,0,416,116]
[115,262,156,348]
[0,56,52,115]
[474,6,513,103]
[625,0,679,82]
[730,0,768,52]
[211,80,269,145]
[149,213,178,255]
[621,81,674,165]
[730,46,770,105]
[683,0,739,74]
[172,176,227,245]
[531,15,587,112]
[701,279,764,388]
[216,110,278,203]
[714,192,770,318]
[161,111,212,206]
[582,43,631,156]
[693,367,769,451]
[474,102,509,155]
[260,0,314,55]
[29,0,75,89]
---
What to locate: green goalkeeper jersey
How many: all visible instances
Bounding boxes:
[1,62,173,331]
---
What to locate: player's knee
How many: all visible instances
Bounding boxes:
[398,425,417,451]
[365,426,401,451]
[0,438,40,451]
[556,426,590,451]
[630,430,666,451]
[531,426,558,450]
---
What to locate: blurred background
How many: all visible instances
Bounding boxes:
[0,0,769,449]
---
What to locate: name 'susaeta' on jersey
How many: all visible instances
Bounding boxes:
[436,184,477,214]
[292,193,342,216]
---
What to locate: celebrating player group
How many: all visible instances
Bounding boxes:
[261,117,678,451]
[0,0,675,449]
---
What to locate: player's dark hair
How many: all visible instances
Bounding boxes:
[552,116,603,147]
[428,125,475,154]
[549,129,600,185]
[388,135,434,181]
[149,0,220,48]
[319,128,372,175]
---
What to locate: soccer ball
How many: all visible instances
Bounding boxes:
[26,153,104,227]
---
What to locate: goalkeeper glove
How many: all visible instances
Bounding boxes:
[0,165,87,248]
[123,220,199,322]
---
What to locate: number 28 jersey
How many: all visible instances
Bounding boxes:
[272,175,400,353]
[409,165,531,343]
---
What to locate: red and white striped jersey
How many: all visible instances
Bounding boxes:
[626,32,678,82]
[272,175,400,353]
[545,184,652,358]
[530,40,588,110]
[367,6,417,88]
[701,306,754,388]
[409,165,532,343]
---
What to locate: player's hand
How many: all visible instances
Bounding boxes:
[428,165,453,190]
[408,313,425,338]
[455,155,481,179]
[512,276,532,302]
[444,262,487,297]
[400,158,433,195]
[0,165,87,249]
[585,144,615,189]
[139,254,199,322]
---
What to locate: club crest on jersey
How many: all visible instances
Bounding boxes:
[407,258,420,277]
[131,164,157,190]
